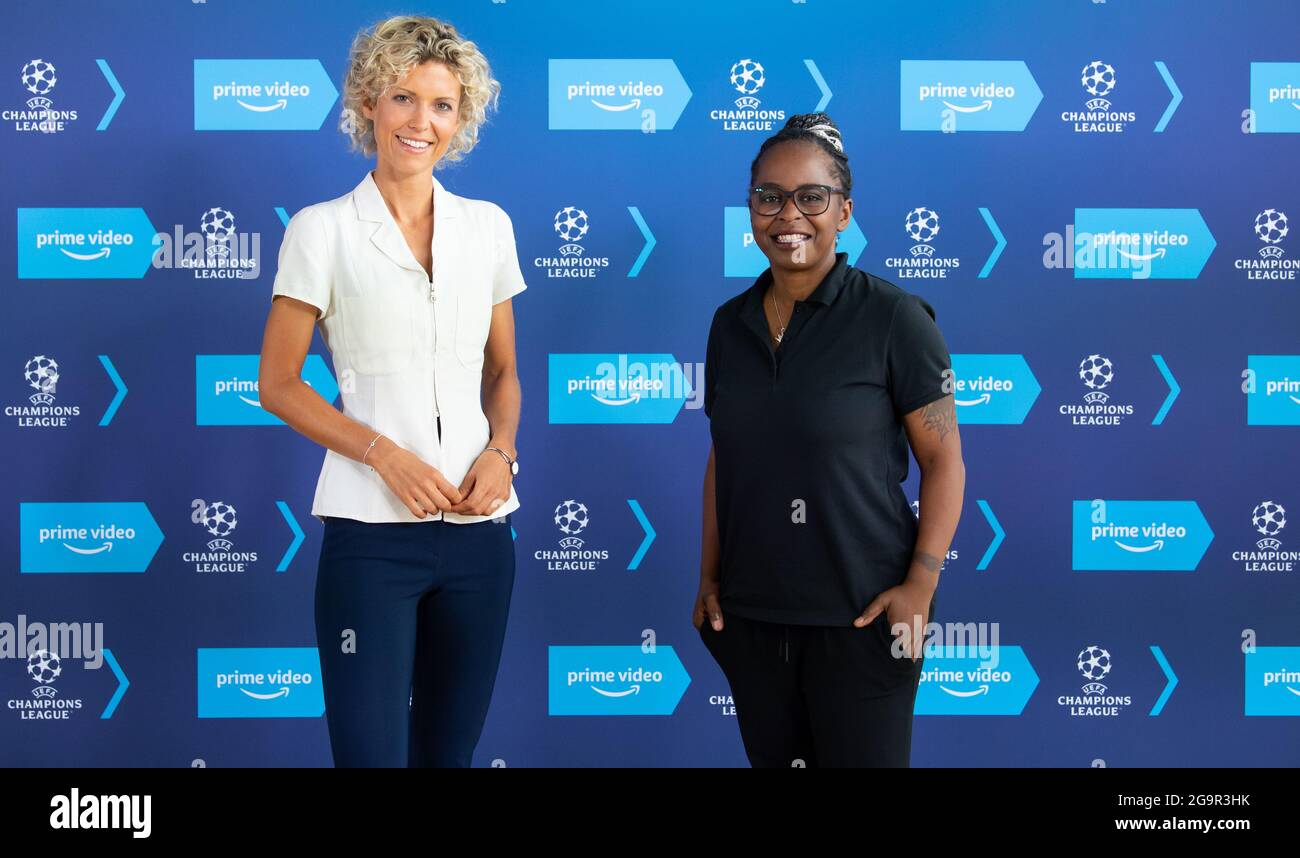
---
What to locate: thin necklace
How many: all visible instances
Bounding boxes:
[768,286,790,345]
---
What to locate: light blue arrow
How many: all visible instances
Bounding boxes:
[804,59,831,111]
[101,648,129,719]
[1149,645,1177,715]
[1151,354,1180,425]
[976,499,1003,571]
[627,499,655,570]
[276,500,303,572]
[274,206,290,227]
[627,206,655,277]
[978,207,1005,278]
[96,59,124,131]
[98,354,127,426]
[1153,61,1181,133]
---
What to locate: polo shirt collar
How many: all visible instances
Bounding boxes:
[352,169,460,275]
[740,251,851,341]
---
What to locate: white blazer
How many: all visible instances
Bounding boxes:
[271,169,527,524]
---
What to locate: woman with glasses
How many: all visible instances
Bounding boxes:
[693,112,966,767]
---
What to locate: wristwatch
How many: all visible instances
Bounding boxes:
[486,446,518,475]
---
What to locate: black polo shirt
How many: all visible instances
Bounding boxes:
[704,251,952,626]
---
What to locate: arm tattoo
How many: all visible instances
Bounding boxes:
[920,396,956,443]
[912,550,944,575]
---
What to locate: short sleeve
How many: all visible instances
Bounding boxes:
[491,205,528,305]
[704,307,722,419]
[271,205,331,320]
[886,293,952,418]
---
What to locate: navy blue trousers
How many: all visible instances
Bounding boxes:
[698,603,931,768]
[314,513,515,767]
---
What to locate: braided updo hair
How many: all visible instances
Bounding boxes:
[750,112,851,198]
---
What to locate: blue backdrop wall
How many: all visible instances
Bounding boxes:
[3,0,1299,767]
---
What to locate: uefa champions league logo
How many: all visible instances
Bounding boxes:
[21,58,57,104]
[11,355,81,427]
[1076,645,1111,694]
[554,499,590,549]
[184,499,258,572]
[1057,642,1130,717]
[1060,354,1134,425]
[554,206,589,257]
[711,58,784,131]
[12,58,78,133]
[1078,354,1114,404]
[28,649,62,691]
[200,207,237,259]
[905,207,940,257]
[729,59,765,109]
[534,499,608,572]
[1235,209,1295,280]
[1254,209,1289,258]
[1061,59,1133,132]
[198,500,238,551]
[1080,60,1116,111]
[1234,500,1296,572]
[534,207,609,278]
[1251,500,1286,550]
[887,207,961,278]
[18,58,59,133]
[24,355,59,405]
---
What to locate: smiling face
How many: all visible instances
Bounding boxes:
[749,140,852,274]
[362,60,462,176]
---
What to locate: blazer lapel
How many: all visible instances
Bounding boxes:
[351,170,460,277]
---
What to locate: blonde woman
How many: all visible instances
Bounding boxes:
[258,15,526,767]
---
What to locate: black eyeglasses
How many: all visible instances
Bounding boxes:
[748,184,846,217]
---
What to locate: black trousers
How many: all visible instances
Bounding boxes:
[698,608,926,768]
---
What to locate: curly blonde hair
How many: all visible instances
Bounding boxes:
[340,15,500,163]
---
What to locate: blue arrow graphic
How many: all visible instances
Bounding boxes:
[627,499,655,570]
[98,354,127,426]
[96,59,125,131]
[978,207,1005,278]
[1151,354,1180,425]
[1149,645,1177,715]
[627,206,655,277]
[276,500,303,572]
[976,499,1003,571]
[1154,61,1181,133]
[101,648,129,718]
[804,59,831,111]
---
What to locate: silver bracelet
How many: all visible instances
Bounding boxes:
[361,432,384,471]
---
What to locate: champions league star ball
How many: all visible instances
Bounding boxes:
[1252,501,1287,537]
[1077,645,1111,682]
[202,501,238,537]
[1081,61,1116,97]
[1254,209,1289,244]
[200,207,237,242]
[729,59,765,95]
[21,59,57,96]
[24,354,59,393]
[1078,354,1114,390]
[27,650,62,684]
[904,207,940,243]
[553,499,589,536]
[553,206,589,244]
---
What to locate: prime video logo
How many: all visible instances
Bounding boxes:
[1042,208,1216,279]
[548,353,698,423]
[195,354,338,426]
